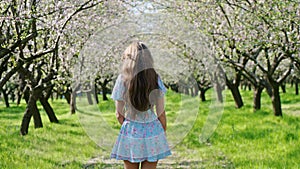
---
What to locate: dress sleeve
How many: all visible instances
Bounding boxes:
[158,76,167,95]
[111,75,125,101]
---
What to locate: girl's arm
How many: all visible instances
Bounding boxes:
[156,96,167,131]
[115,101,125,125]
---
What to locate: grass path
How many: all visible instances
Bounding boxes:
[83,149,233,169]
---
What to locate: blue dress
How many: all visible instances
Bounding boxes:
[110,74,171,163]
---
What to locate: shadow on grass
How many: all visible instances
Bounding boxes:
[0,104,25,120]
[55,118,81,127]
[255,110,271,116]
[281,98,300,105]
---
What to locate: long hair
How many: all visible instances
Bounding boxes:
[121,41,158,111]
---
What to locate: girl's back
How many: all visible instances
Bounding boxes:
[110,42,171,169]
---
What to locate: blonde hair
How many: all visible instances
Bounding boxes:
[121,41,158,111]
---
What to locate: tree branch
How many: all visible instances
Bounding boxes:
[217,2,232,28]
[277,62,292,83]
[0,33,36,59]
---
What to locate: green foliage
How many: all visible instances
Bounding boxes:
[0,87,300,168]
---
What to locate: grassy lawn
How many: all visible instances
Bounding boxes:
[0,87,299,168]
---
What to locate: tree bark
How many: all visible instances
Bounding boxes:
[232,85,243,108]
[87,91,93,105]
[1,89,10,107]
[102,90,108,101]
[193,85,199,97]
[100,79,110,101]
[70,84,81,114]
[10,90,15,103]
[281,84,286,93]
[16,91,22,105]
[200,89,206,102]
[20,90,43,135]
[39,95,59,123]
[56,90,59,99]
[268,82,283,116]
[227,82,243,108]
[184,87,189,95]
[45,85,54,100]
[16,72,26,105]
[50,92,54,101]
[20,107,32,135]
[94,84,99,103]
[191,87,195,97]
[248,84,252,91]
[64,90,71,104]
[23,87,30,103]
[253,86,263,111]
[214,81,223,103]
[32,98,43,128]
[70,90,76,114]
[225,69,243,108]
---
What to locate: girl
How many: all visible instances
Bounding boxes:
[110,41,171,169]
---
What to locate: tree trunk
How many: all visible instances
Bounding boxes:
[191,87,195,97]
[214,81,223,103]
[94,84,99,103]
[193,85,199,97]
[253,86,263,111]
[70,90,76,114]
[39,95,59,123]
[70,84,81,114]
[16,91,22,105]
[1,89,10,107]
[281,84,286,93]
[87,91,93,105]
[270,83,283,116]
[100,80,110,101]
[45,85,54,100]
[102,86,108,101]
[170,84,179,93]
[17,73,26,105]
[20,91,43,135]
[50,92,54,101]
[56,91,59,99]
[227,83,243,108]
[10,89,15,103]
[32,99,43,128]
[64,90,71,104]
[20,106,32,135]
[184,87,189,95]
[248,84,252,91]
[23,87,30,103]
[200,89,206,102]
[265,82,273,97]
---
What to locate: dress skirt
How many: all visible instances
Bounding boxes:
[111,118,171,163]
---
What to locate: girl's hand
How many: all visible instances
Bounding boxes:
[116,111,125,125]
[156,96,167,131]
[115,101,125,125]
[158,111,167,131]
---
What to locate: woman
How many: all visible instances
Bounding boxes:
[110,41,171,169]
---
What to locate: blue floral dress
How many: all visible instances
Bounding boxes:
[110,74,171,163]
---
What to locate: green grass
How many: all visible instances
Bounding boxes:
[0,100,102,169]
[0,86,300,168]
